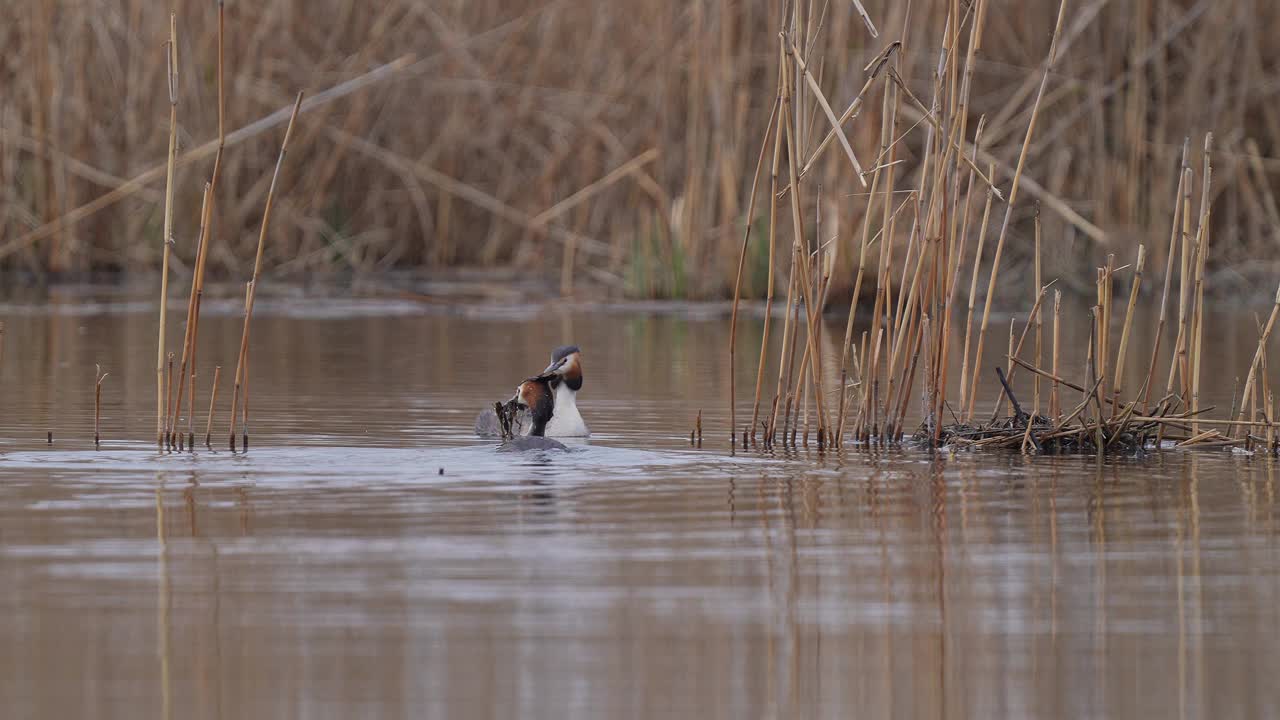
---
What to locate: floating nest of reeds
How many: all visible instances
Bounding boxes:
[917,366,1277,456]
[925,414,1151,455]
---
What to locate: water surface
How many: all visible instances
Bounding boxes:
[0,295,1277,718]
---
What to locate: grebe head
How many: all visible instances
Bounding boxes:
[514,378,555,437]
[538,345,583,391]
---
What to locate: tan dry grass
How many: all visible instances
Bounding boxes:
[2,1,1280,299]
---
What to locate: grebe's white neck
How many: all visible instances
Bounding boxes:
[545,383,589,437]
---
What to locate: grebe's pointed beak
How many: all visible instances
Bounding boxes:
[538,357,568,377]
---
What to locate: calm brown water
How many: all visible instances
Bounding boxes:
[1,293,1278,719]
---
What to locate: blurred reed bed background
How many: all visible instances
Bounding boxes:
[2,0,1279,299]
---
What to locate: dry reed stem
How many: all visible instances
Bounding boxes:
[780,49,831,442]
[1112,244,1146,411]
[837,83,894,445]
[1051,290,1061,417]
[793,43,898,183]
[1098,256,1113,418]
[183,2,227,450]
[992,285,1051,420]
[849,0,880,38]
[967,0,1071,424]
[170,183,211,448]
[205,366,221,449]
[94,365,108,447]
[164,352,175,449]
[156,13,178,448]
[1167,165,1196,401]
[1005,318,1015,417]
[751,61,789,446]
[1232,283,1280,434]
[942,114,988,425]
[770,262,799,441]
[228,92,304,451]
[1141,141,1189,410]
[756,45,790,445]
[729,97,779,448]
[784,35,867,185]
[1190,134,1213,434]
[1033,204,1043,415]
[959,162,996,420]
[887,69,1004,202]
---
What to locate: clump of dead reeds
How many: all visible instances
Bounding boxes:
[729,1,1280,457]
[137,3,304,454]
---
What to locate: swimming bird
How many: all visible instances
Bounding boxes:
[499,377,568,451]
[532,345,589,438]
[474,345,589,438]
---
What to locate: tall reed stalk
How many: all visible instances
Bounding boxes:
[227,92,304,450]
[156,13,178,448]
[171,1,227,450]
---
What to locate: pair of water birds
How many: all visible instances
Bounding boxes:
[476,344,588,450]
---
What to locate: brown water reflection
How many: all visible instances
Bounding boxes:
[0,295,1278,718]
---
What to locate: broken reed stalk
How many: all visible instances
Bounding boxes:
[966,0,1068,423]
[205,365,221,448]
[729,97,779,449]
[94,365,108,447]
[156,13,178,449]
[227,91,304,451]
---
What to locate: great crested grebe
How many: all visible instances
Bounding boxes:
[473,345,589,439]
[500,377,568,451]
[533,345,589,438]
